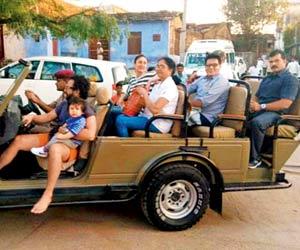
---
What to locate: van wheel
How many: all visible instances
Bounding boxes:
[141,163,210,231]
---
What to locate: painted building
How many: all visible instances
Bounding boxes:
[185,22,232,50]
[110,11,182,68]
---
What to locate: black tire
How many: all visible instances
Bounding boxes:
[141,163,210,231]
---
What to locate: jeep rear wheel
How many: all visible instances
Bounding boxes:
[141,163,210,231]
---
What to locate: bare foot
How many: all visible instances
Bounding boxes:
[31,195,52,214]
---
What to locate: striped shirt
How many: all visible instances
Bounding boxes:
[126,71,156,96]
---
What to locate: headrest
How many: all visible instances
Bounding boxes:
[88,82,98,97]
[96,86,110,104]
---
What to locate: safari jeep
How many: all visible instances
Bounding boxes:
[0,60,297,231]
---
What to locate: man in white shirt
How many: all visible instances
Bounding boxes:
[248,64,260,76]
[213,50,234,80]
[287,57,300,77]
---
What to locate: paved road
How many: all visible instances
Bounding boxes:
[0,172,299,250]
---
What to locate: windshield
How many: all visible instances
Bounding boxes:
[0,61,39,79]
[184,53,206,68]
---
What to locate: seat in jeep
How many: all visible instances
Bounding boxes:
[243,76,300,139]
[35,85,111,171]
[131,84,187,138]
[192,81,250,138]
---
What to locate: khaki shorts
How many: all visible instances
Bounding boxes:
[37,134,78,162]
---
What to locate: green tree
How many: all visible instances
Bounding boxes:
[0,0,120,42]
[283,24,296,49]
[223,0,287,50]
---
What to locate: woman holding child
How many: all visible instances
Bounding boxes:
[115,57,179,137]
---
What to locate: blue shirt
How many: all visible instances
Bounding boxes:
[175,72,188,85]
[66,116,86,135]
[256,69,299,113]
[55,100,95,126]
[188,74,230,122]
[65,116,86,146]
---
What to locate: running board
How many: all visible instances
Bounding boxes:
[224,179,291,192]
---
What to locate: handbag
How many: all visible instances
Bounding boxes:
[122,89,145,116]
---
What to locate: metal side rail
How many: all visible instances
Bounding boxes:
[224,179,291,192]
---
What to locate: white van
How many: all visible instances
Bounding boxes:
[184,39,235,76]
[0,56,128,105]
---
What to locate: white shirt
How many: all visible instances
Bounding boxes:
[287,61,300,76]
[141,76,178,133]
[248,66,260,76]
[220,62,234,80]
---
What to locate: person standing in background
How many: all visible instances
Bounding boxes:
[174,63,188,85]
[287,56,300,77]
[213,50,234,80]
[96,42,104,60]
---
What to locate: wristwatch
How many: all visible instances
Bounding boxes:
[260,103,267,110]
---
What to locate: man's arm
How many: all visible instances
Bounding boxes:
[22,110,57,127]
[187,80,199,94]
[188,96,203,108]
[74,116,97,141]
[196,78,229,107]
[25,90,54,113]
[56,132,74,140]
[251,99,293,112]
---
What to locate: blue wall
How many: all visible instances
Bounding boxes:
[25,35,50,57]
[110,21,169,68]
[25,34,88,58]
[59,38,88,58]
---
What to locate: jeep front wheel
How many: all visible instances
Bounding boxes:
[141,163,210,231]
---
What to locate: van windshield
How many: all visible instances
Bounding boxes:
[185,53,206,68]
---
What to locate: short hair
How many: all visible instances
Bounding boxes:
[54,69,75,80]
[212,50,225,59]
[177,63,184,68]
[269,49,286,60]
[68,96,86,112]
[147,66,155,72]
[205,53,222,65]
[134,54,147,64]
[116,81,123,87]
[157,56,176,75]
[71,75,90,100]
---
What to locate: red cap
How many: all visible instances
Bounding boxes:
[54,69,75,79]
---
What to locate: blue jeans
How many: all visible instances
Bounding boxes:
[104,106,123,135]
[247,111,281,160]
[115,114,160,137]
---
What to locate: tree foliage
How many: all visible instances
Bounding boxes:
[283,24,296,49]
[223,0,287,35]
[0,0,120,42]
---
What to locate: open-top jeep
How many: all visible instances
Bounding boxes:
[0,60,297,231]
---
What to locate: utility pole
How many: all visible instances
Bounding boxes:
[179,0,187,63]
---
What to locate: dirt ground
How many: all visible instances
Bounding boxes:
[0,171,299,250]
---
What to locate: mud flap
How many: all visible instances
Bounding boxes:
[209,185,223,214]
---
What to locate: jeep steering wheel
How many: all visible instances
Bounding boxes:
[25,101,41,115]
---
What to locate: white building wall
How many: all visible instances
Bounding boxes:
[4,33,26,60]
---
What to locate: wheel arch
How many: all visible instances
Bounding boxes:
[136,150,224,214]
